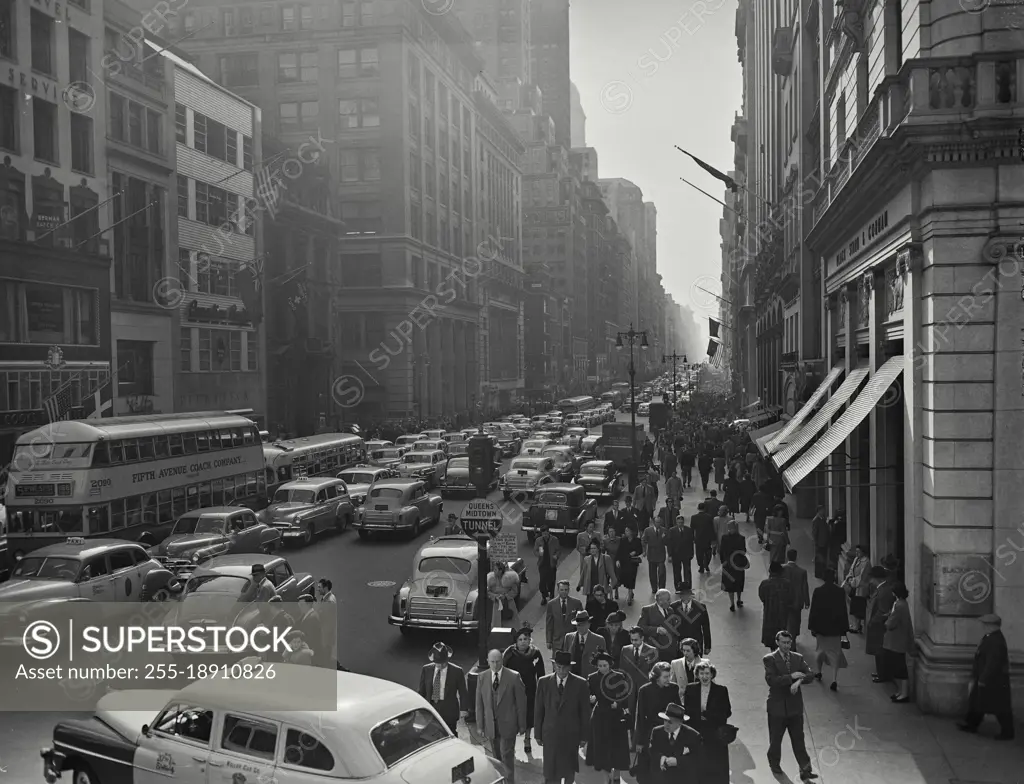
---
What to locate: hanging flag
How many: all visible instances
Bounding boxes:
[707,338,719,358]
[43,382,75,423]
[83,378,114,418]
[709,318,720,338]
[710,350,723,369]
[675,147,739,192]
[237,257,265,326]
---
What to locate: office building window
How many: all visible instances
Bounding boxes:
[242,136,253,170]
[363,150,380,181]
[410,204,421,240]
[342,253,382,286]
[68,28,90,86]
[0,0,13,60]
[219,53,259,87]
[408,54,419,92]
[282,6,295,30]
[338,47,378,78]
[194,181,209,223]
[341,0,355,27]
[0,280,98,346]
[425,163,435,198]
[359,0,373,25]
[222,9,236,35]
[409,151,420,190]
[32,98,57,163]
[280,102,297,127]
[408,101,419,139]
[175,102,187,143]
[70,114,93,174]
[0,85,17,152]
[30,10,53,76]
[176,175,189,218]
[117,341,154,396]
[146,108,160,153]
[340,201,381,233]
[300,52,318,81]
[338,98,379,128]
[193,111,207,152]
[300,5,313,28]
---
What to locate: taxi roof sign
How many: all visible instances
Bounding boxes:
[66,537,86,545]
[459,499,503,536]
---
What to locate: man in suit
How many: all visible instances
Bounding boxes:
[647,703,702,784]
[535,526,561,605]
[665,513,694,592]
[561,610,606,678]
[671,584,712,656]
[476,648,528,782]
[545,580,583,651]
[417,642,469,733]
[782,548,810,641]
[535,649,590,784]
[959,613,1015,740]
[763,630,817,781]
[690,503,717,574]
[621,625,657,700]
[639,589,678,657]
[603,498,620,536]
[618,495,639,535]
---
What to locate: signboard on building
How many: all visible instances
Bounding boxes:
[921,545,994,616]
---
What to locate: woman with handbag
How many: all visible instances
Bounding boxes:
[808,569,849,691]
[841,544,871,633]
[683,660,733,784]
[486,561,520,630]
[718,519,748,611]
[502,625,545,754]
[586,651,633,783]
[633,661,677,783]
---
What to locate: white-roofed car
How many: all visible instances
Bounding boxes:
[395,434,427,447]
[521,437,554,456]
[395,450,447,488]
[337,465,398,507]
[41,664,510,784]
[499,456,557,500]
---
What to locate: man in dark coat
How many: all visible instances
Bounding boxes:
[959,614,1015,739]
[826,510,847,572]
[764,630,817,781]
[690,503,716,574]
[666,513,695,592]
[670,584,712,656]
[545,580,584,652]
[810,506,829,579]
[417,642,469,733]
[759,562,795,650]
[647,702,703,784]
[618,496,639,535]
[782,548,810,641]
[535,649,590,783]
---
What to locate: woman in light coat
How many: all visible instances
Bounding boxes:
[486,561,521,631]
[884,583,915,703]
[841,544,871,633]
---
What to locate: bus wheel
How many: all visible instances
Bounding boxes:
[303,524,315,546]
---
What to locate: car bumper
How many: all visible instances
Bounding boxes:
[273,526,308,539]
[521,523,579,534]
[388,615,480,630]
[41,747,66,783]
[354,520,415,531]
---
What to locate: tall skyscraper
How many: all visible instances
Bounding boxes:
[453,0,532,85]
[530,0,571,147]
[570,81,586,146]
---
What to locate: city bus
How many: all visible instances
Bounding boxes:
[263,433,366,496]
[555,396,597,415]
[4,412,267,560]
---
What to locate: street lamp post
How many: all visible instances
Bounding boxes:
[615,323,649,491]
[662,352,687,417]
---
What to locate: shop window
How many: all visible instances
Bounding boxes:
[32,98,57,163]
[117,340,154,396]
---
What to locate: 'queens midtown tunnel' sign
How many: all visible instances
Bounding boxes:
[460,499,503,536]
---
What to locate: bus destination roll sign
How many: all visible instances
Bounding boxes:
[460,499,503,537]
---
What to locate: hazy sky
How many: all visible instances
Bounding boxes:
[570,0,741,349]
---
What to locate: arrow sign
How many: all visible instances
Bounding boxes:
[460,498,503,536]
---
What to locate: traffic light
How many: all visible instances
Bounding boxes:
[468,434,495,493]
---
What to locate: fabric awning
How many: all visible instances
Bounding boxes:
[764,364,844,456]
[783,356,905,492]
[750,419,786,457]
[771,366,870,470]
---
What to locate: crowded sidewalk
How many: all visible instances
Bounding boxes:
[458,467,1021,783]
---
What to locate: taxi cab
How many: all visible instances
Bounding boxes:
[410,438,449,457]
[42,665,509,784]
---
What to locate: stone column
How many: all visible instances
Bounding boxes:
[429,322,443,419]
[866,266,895,558]
[840,286,858,524]
[824,295,838,514]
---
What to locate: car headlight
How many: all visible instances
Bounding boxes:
[191,552,201,563]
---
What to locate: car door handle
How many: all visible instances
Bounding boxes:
[207,761,224,767]
[192,756,207,763]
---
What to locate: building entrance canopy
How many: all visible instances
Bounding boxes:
[749,419,786,457]
[771,367,870,470]
[782,356,905,492]
[764,364,844,456]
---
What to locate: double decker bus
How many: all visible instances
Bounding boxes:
[263,433,366,497]
[555,396,597,415]
[4,412,267,560]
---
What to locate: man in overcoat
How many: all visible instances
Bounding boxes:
[646,702,703,784]
[763,630,817,781]
[561,610,607,678]
[535,649,590,784]
[417,642,469,733]
[959,613,1015,740]
[476,648,528,782]
[546,580,584,651]
[670,584,712,656]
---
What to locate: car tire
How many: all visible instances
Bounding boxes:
[412,516,421,538]
[72,763,97,784]
[335,513,350,533]
[303,524,315,546]
[358,530,370,540]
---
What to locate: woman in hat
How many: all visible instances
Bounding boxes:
[615,525,644,606]
[683,660,732,784]
[865,564,894,683]
[719,519,748,611]
[634,662,677,758]
[502,625,545,754]
[486,560,521,631]
[883,583,914,703]
[599,611,631,668]
[586,650,633,782]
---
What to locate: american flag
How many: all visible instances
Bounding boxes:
[43,382,75,423]
[254,165,284,220]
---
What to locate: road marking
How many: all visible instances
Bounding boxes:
[367,580,396,587]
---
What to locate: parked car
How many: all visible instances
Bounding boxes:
[390,534,527,633]
[337,465,398,506]
[541,445,577,482]
[354,480,443,539]
[147,507,281,566]
[500,456,557,500]
[523,484,599,543]
[521,438,555,456]
[259,477,355,546]
[395,434,426,447]
[573,460,626,500]
[43,666,509,784]
[396,450,447,488]
[440,456,498,496]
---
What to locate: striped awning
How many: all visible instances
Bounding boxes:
[771,366,870,470]
[783,357,905,492]
[764,364,844,456]
[750,419,786,457]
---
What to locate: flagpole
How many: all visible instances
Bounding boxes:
[697,285,733,307]
[674,146,773,208]
[75,201,157,251]
[678,177,740,215]
[34,190,124,244]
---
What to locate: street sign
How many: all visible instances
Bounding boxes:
[460,499,503,536]
[488,532,518,562]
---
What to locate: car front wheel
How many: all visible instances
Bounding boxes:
[335,512,350,532]
[72,763,97,784]
[303,524,314,546]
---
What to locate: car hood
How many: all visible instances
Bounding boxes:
[346,483,372,497]
[159,532,226,557]
[174,592,247,626]
[399,739,500,784]
[266,501,315,519]
[95,689,177,742]
[446,466,470,479]
[0,578,77,603]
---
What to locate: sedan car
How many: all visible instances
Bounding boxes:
[440,455,498,496]
[499,456,556,500]
[566,426,590,450]
[338,465,398,506]
[396,434,426,447]
[259,477,355,546]
[173,552,315,603]
[410,438,448,457]
[420,429,447,441]
[495,431,521,457]
[368,445,409,469]
[541,445,578,481]
[42,666,508,784]
[390,534,526,633]
[523,484,599,543]
[637,402,651,416]
[354,480,443,539]
[448,442,469,457]
[573,460,626,500]
[521,438,555,456]
[365,439,394,451]
[396,450,447,488]
[147,507,281,567]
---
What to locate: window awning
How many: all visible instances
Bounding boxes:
[764,364,844,456]
[782,356,905,492]
[750,419,786,457]
[771,366,870,470]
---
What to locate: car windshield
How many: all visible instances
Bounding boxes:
[371,708,450,768]
[513,460,539,471]
[411,443,437,451]
[340,472,375,485]
[379,449,403,458]
[418,556,472,575]
[370,487,404,499]
[12,556,80,580]
[402,454,431,464]
[183,574,251,596]
[172,515,227,535]
[448,457,469,468]
[273,488,317,504]
[449,445,468,455]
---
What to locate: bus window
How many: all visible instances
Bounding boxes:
[199,482,212,508]
[157,490,172,522]
[172,488,186,517]
[232,428,245,446]
[111,499,126,530]
[243,428,256,445]
[218,430,231,449]
[126,495,142,527]
[183,433,198,454]
[110,441,125,464]
[169,434,184,457]
[141,494,157,524]
[212,479,224,505]
[88,506,110,534]
[123,440,139,462]
[138,437,155,460]
[154,436,169,458]
[257,471,266,495]
[94,442,110,466]
[247,472,259,496]
[196,430,210,452]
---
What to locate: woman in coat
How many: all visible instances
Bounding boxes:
[884,583,914,702]
[865,565,893,682]
[502,625,546,754]
[713,453,726,488]
[684,660,732,784]
[585,585,620,631]
[712,505,732,552]
[718,519,747,611]
[738,471,757,522]
[586,651,633,782]
[615,526,644,606]
[759,562,795,649]
[808,570,849,691]
[841,544,871,633]
[722,471,741,514]
[579,540,617,596]
[634,661,677,752]
[765,504,790,564]
[486,561,521,630]
[670,638,702,699]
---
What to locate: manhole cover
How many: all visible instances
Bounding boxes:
[367,580,396,588]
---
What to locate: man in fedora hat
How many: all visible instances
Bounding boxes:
[647,703,702,784]
[959,613,1015,740]
[535,649,590,784]
[418,642,469,734]
[561,610,606,678]
[476,648,527,782]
